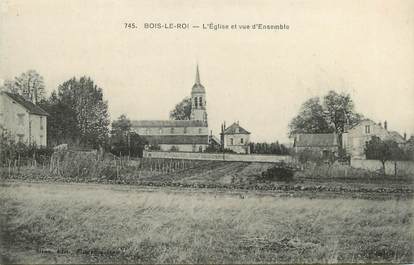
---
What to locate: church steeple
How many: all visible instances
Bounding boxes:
[195,64,201,84]
[190,64,207,124]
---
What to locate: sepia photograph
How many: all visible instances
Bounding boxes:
[0,0,413,264]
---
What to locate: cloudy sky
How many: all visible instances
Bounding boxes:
[1,0,413,142]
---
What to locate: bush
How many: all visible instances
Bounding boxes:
[260,164,294,182]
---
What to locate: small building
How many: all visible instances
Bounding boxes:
[293,133,339,158]
[342,119,406,158]
[0,91,49,146]
[221,122,251,154]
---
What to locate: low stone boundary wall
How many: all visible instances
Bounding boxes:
[143,151,292,163]
[351,159,414,176]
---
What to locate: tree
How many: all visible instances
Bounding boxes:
[53,76,110,148]
[365,136,403,175]
[323,90,362,136]
[111,114,131,134]
[289,97,333,136]
[110,114,145,157]
[169,97,192,120]
[39,92,79,146]
[4,70,46,103]
[289,91,362,148]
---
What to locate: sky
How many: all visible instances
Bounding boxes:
[1,0,413,143]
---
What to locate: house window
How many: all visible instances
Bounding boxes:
[145,128,149,134]
[40,117,44,130]
[184,127,187,134]
[198,128,202,134]
[17,114,25,125]
[199,146,203,152]
[240,138,244,144]
[230,138,234,145]
[235,128,239,133]
[170,127,174,134]
[365,125,370,134]
[0,113,3,126]
[159,128,162,134]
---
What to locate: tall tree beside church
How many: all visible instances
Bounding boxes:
[4,70,46,103]
[169,97,192,120]
[54,76,110,148]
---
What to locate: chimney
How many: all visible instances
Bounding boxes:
[404,132,407,140]
[384,120,388,130]
[378,122,382,128]
[224,121,226,130]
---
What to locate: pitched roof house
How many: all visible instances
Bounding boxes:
[293,133,340,157]
[221,122,251,154]
[342,119,406,158]
[0,91,49,146]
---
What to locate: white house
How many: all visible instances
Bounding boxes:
[0,91,49,146]
[342,119,405,158]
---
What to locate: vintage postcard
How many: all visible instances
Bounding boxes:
[0,0,413,264]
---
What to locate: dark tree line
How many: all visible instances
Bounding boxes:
[249,142,290,155]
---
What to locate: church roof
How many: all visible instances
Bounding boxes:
[294,133,339,147]
[131,120,207,128]
[192,64,205,93]
[223,123,250,135]
[3,92,49,116]
[142,135,209,145]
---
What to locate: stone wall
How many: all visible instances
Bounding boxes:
[351,158,414,176]
[143,150,292,163]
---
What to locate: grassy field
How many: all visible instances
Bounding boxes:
[1,182,413,264]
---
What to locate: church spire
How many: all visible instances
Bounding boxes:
[195,64,201,84]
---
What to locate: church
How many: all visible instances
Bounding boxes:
[131,65,210,152]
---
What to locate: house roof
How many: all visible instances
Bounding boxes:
[142,135,209,145]
[223,123,250,135]
[387,131,405,143]
[294,133,339,147]
[131,120,207,128]
[3,92,49,116]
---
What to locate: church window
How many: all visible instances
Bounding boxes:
[17,134,24,143]
[199,97,203,107]
[365,125,370,134]
[194,98,198,108]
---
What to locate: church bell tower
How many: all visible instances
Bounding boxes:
[190,65,208,124]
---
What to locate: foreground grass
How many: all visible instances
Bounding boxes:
[1,182,413,264]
